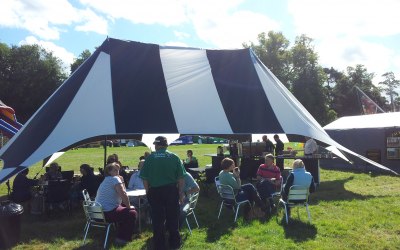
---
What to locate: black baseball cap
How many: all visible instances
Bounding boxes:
[153,136,168,146]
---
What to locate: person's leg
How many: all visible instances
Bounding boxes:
[148,188,167,250]
[104,206,137,242]
[241,184,267,211]
[114,206,137,242]
[276,158,284,172]
[164,185,181,249]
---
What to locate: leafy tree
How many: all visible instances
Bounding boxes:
[243,31,292,88]
[291,35,330,125]
[70,49,92,75]
[331,65,387,116]
[379,72,400,112]
[0,43,67,123]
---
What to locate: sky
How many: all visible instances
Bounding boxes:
[1,0,400,84]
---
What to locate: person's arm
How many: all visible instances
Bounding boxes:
[284,173,294,195]
[115,183,130,207]
[142,179,149,193]
[178,177,185,204]
[232,171,241,187]
[309,177,316,193]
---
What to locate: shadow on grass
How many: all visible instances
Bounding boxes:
[281,219,317,242]
[310,176,375,204]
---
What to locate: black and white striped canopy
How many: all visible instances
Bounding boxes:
[0,38,395,182]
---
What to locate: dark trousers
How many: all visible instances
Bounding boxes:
[147,184,181,250]
[236,183,266,210]
[276,158,284,172]
[104,205,137,242]
[256,180,276,200]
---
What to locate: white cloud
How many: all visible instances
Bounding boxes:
[164,41,189,47]
[288,0,400,38]
[79,0,188,26]
[0,0,108,40]
[19,36,75,71]
[316,36,399,84]
[288,0,400,83]
[80,0,278,48]
[75,9,108,34]
[174,31,190,40]
[186,0,280,48]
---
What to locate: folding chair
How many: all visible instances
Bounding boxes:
[183,192,200,234]
[82,189,92,202]
[216,183,251,222]
[82,201,114,249]
[277,185,311,224]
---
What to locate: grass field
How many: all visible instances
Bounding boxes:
[1,144,399,249]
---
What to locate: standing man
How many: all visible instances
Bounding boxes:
[262,135,275,154]
[140,136,186,250]
[304,136,318,156]
[273,134,285,172]
[303,136,319,184]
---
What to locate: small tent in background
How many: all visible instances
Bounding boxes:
[323,112,400,173]
[0,100,22,142]
[0,38,396,183]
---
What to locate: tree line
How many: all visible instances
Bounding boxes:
[1,32,399,125]
[244,31,400,125]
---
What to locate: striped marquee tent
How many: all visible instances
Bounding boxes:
[0,38,395,183]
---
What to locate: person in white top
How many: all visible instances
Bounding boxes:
[95,162,137,245]
[304,136,318,155]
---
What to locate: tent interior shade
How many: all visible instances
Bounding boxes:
[0,38,397,183]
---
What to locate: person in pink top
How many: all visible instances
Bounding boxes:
[256,154,281,211]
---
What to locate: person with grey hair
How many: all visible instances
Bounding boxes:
[283,159,316,216]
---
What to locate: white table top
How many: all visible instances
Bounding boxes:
[126,189,146,197]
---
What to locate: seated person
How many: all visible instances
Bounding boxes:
[283,159,316,216]
[79,164,101,198]
[127,156,150,223]
[218,158,268,219]
[11,168,39,203]
[96,162,137,245]
[256,154,281,210]
[44,162,62,181]
[107,153,129,184]
[184,150,198,164]
[179,172,200,229]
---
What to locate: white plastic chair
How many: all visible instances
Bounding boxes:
[277,185,311,224]
[82,201,114,249]
[216,183,252,222]
[183,191,200,234]
[82,189,92,202]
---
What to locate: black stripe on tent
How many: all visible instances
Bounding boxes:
[0,47,102,169]
[108,39,178,133]
[206,49,284,133]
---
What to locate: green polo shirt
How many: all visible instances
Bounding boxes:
[140,148,186,188]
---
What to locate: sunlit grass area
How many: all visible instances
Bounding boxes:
[1,144,399,249]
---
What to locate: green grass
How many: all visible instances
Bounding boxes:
[1,144,399,249]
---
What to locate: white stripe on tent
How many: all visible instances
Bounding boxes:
[251,52,332,143]
[21,52,116,167]
[141,134,180,151]
[0,168,15,182]
[160,48,233,134]
[44,152,65,167]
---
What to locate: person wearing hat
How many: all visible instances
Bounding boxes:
[140,136,186,250]
[256,154,282,211]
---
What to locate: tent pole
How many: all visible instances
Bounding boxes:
[104,136,107,167]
